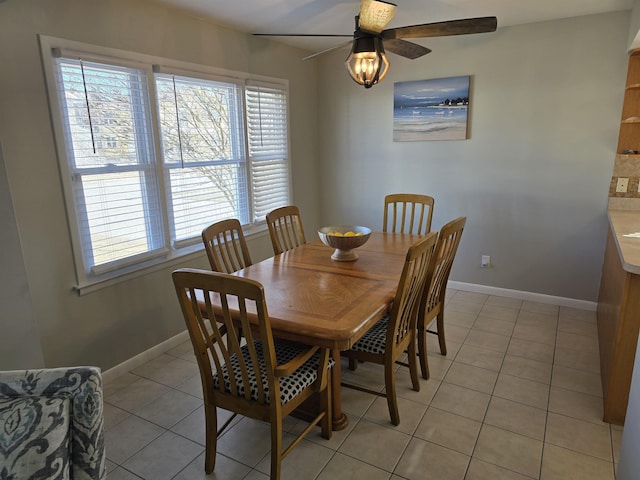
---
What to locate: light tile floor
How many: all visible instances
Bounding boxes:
[103,289,623,479]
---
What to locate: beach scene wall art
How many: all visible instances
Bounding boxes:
[393,75,470,142]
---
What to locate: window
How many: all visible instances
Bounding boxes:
[54,58,165,273]
[155,73,248,244]
[245,83,291,220]
[42,37,291,292]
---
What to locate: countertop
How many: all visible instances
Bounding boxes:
[608,209,640,275]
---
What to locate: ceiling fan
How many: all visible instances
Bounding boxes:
[254,0,497,88]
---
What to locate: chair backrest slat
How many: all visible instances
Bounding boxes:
[241,319,267,403]
[383,193,434,235]
[266,205,307,255]
[224,293,250,399]
[193,288,226,384]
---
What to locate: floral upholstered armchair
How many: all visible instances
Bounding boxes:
[0,366,106,479]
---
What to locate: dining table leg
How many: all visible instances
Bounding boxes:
[331,348,349,431]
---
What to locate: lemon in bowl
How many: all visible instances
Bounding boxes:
[318,226,371,261]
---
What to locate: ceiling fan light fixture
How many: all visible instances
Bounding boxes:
[345,35,389,89]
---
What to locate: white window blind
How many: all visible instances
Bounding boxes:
[155,74,248,244]
[245,82,290,221]
[55,57,165,274]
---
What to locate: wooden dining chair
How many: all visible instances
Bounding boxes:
[383,193,435,235]
[266,205,307,255]
[417,216,466,380]
[202,218,252,273]
[172,268,332,479]
[341,231,438,425]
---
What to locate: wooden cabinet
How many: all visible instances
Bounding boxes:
[597,223,640,425]
[618,50,640,154]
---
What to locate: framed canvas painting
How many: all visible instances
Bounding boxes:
[393,76,470,141]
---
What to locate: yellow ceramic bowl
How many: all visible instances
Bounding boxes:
[318,226,371,261]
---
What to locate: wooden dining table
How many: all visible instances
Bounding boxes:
[215,231,423,430]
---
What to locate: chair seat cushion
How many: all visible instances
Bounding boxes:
[0,395,72,480]
[214,341,334,405]
[350,314,390,355]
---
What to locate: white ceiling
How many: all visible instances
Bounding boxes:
[146,0,634,53]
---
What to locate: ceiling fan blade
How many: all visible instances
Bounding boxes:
[253,33,352,37]
[382,16,497,40]
[383,39,431,60]
[359,0,397,33]
[302,41,353,61]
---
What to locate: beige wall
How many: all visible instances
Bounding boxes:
[0,0,320,370]
[316,11,630,303]
[629,0,640,50]
[0,143,44,369]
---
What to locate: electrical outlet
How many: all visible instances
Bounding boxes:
[617,177,629,193]
[481,255,491,268]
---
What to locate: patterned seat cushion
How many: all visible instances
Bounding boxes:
[0,395,72,480]
[214,341,334,404]
[350,314,390,355]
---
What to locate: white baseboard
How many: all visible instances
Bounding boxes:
[102,330,190,384]
[448,281,598,311]
[102,282,597,382]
